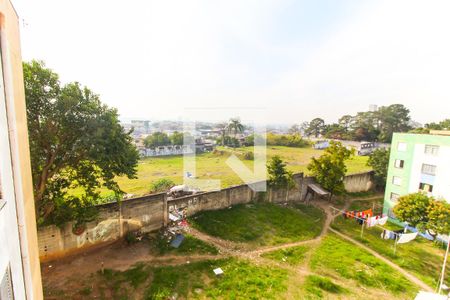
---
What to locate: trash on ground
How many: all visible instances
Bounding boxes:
[213,267,224,276]
[170,233,185,248]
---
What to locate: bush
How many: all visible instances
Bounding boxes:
[266,133,308,147]
[125,231,138,244]
[242,151,254,160]
[150,178,175,193]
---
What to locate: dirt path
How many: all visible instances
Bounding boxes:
[43,196,433,295]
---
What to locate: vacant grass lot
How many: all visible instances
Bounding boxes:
[94,258,288,300]
[262,245,311,266]
[310,233,418,298]
[189,203,325,246]
[331,198,449,288]
[109,146,370,196]
[63,235,420,299]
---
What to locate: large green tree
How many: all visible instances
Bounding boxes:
[305,118,325,137]
[367,148,390,188]
[307,141,354,198]
[393,193,450,235]
[24,60,139,223]
[376,104,411,142]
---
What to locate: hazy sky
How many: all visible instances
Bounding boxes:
[13,0,450,125]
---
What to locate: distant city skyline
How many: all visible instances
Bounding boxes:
[14,0,450,124]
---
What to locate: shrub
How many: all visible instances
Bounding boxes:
[125,231,138,244]
[266,133,308,147]
[150,178,175,193]
[242,151,254,160]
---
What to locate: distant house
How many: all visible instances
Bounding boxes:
[313,140,330,150]
[140,145,194,157]
[195,138,216,153]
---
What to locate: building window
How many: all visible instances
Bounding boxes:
[387,208,396,219]
[390,193,400,203]
[419,182,433,193]
[394,159,404,169]
[397,142,407,152]
[392,176,402,186]
[421,164,437,176]
[424,145,439,156]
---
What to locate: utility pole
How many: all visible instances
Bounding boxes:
[438,235,449,294]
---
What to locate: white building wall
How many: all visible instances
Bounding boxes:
[409,144,450,203]
[0,56,26,299]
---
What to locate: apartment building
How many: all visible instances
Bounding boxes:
[0,0,43,298]
[383,131,450,219]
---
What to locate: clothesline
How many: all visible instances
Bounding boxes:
[330,206,403,236]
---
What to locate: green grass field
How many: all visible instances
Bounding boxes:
[310,233,418,298]
[95,258,288,300]
[331,198,449,288]
[189,202,326,247]
[111,146,370,197]
[47,201,429,299]
[262,245,311,266]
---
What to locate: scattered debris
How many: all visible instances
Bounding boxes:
[213,267,224,276]
[170,234,185,248]
[169,213,180,222]
[160,207,190,248]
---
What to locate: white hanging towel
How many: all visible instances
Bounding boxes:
[377,216,388,226]
[397,232,418,244]
[366,216,378,227]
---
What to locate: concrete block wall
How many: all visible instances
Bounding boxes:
[37,193,165,260]
[37,171,373,259]
[344,171,374,193]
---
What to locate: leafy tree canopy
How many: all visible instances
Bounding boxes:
[393,193,450,235]
[307,141,354,198]
[144,132,171,148]
[367,148,390,188]
[24,60,139,224]
[150,178,175,193]
[226,118,245,137]
[169,131,194,146]
[267,156,294,189]
[306,104,412,143]
[305,118,325,137]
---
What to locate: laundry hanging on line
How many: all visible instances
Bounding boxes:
[366,216,388,228]
[397,232,418,244]
[381,229,397,240]
[343,208,373,219]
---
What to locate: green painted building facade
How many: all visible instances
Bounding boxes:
[383,132,450,220]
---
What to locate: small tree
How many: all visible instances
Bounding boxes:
[394,193,450,234]
[170,131,194,145]
[307,141,354,199]
[150,178,175,193]
[226,118,244,147]
[144,132,171,148]
[267,156,294,189]
[367,148,390,188]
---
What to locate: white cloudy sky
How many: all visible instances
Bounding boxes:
[13,0,450,125]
